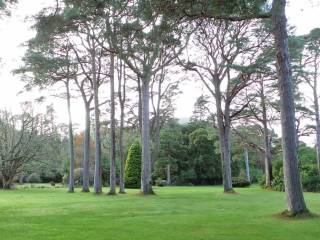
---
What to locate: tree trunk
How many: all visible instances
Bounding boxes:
[166,164,171,185]
[92,50,102,195]
[137,77,143,132]
[261,82,272,187]
[313,60,320,174]
[244,149,250,183]
[215,85,233,193]
[140,77,154,194]
[272,0,307,214]
[118,62,126,194]
[109,52,117,195]
[82,105,90,192]
[66,81,75,193]
[153,78,162,169]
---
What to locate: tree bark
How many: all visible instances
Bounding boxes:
[137,77,143,133]
[166,164,171,185]
[92,49,102,194]
[313,58,320,174]
[66,81,75,193]
[272,0,307,214]
[82,105,90,192]
[260,82,272,187]
[244,149,250,183]
[215,85,233,192]
[140,77,154,194]
[118,62,126,194]
[109,52,117,195]
[153,77,162,168]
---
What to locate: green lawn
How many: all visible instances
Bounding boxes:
[0,186,319,240]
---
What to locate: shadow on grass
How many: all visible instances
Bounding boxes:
[273,210,320,221]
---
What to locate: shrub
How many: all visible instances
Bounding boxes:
[125,141,141,189]
[300,164,320,192]
[27,173,41,183]
[232,177,250,188]
[155,179,167,187]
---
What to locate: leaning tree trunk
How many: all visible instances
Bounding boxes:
[261,84,272,187]
[92,50,102,195]
[272,0,307,214]
[82,105,90,192]
[140,77,154,194]
[215,89,233,192]
[109,52,117,195]
[66,81,75,193]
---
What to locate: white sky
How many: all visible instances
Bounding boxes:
[0,0,319,139]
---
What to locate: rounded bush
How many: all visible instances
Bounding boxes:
[232,177,250,188]
[125,141,142,189]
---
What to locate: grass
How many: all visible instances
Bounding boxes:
[0,185,320,240]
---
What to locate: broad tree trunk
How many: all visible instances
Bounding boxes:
[272,0,307,214]
[109,52,117,195]
[66,81,75,193]
[140,77,154,194]
[82,105,90,192]
[215,85,233,192]
[166,164,171,185]
[261,83,272,187]
[244,149,250,183]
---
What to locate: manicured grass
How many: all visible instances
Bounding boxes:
[0,186,320,240]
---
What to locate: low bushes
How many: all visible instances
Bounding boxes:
[232,177,250,188]
[27,173,41,183]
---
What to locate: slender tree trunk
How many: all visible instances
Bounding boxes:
[118,62,126,194]
[272,0,307,214]
[66,81,75,193]
[92,50,102,195]
[260,82,272,187]
[313,60,320,174]
[215,88,233,192]
[153,78,162,169]
[137,77,143,132]
[140,77,154,194]
[109,52,117,195]
[166,164,171,185]
[244,149,250,183]
[82,105,90,192]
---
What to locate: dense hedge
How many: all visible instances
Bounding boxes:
[125,141,141,189]
[268,160,320,192]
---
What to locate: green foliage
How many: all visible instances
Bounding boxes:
[271,160,285,191]
[27,173,41,184]
[232,177,251,188]
[125,141,142,189]
[154,120,222,185]
[300,165,320,192]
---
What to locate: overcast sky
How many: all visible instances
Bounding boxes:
[0,0,320,137]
